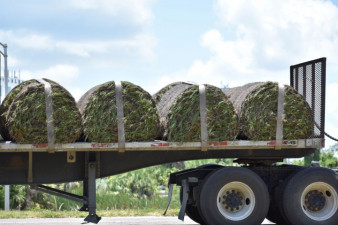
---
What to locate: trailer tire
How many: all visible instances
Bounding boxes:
[199,167,269,225]
[282,167,338,225]
[266,169,303,225]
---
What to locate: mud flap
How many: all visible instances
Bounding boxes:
[178,179,189,221]
[163,184,174,216]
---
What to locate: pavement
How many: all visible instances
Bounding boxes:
[0,217,275,225]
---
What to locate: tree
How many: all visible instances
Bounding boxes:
[320,143,338,168]
[304,148,321,166]
[292,143,338,168]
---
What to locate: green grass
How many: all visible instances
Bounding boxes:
[0,208,180,219]
[48,191,181,212]
[81,81,161,142]
[6,79,82,144]
[240,82,313,140]
[167,85,238,141]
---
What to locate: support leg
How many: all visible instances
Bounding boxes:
[83,162,101,224]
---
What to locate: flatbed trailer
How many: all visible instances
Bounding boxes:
[0,138,322,184]
[0,58,337,225]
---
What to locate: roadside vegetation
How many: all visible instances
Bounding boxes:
[292,143,338,168]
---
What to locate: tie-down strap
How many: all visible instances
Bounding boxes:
[275,84,285,150]
[199,84,208,151]
[115,81,125,152]
[38,79,55,153]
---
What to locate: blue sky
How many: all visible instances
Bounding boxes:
[0,0,338,148]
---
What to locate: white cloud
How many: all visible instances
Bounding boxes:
[56,34,157,59]
[20,64,85,100]
[324,122,338,149]
[148,0,338,146]
[214,0,338,68]
[0,30,53,51]
[70,0,157,25]
[147,27,289,94]
[0,30,157,60]
[7,55,20,67]
[325,83,338,148]
[21,64,80,85]
[67,86,86,101]
[326,83,338,116]
[152,0,338,89]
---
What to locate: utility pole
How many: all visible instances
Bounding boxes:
[0,42,10,211]
[0,42,9,95]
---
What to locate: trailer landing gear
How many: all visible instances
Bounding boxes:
[31,155,101,224]
[83,162,101,224]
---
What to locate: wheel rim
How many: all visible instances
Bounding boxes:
[216,181,255,221]
[300,182,338,221]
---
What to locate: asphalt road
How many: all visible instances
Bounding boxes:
[0,217,274,225]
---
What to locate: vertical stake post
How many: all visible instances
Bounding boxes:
[83,159,101,224]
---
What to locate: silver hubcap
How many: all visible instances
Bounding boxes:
[217,182,255,221]
[301,182,337,221]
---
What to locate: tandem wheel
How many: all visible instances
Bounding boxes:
[280,167,338,225]
[197,167,269,225]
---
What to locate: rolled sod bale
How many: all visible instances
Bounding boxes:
[153,82,193,131]
[78,81,161,142]
[0,80,38,140]
[154,83,238,142]
[224,81,313,140]
[6,79,82,144]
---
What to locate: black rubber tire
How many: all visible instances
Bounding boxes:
[199,167,269,225]
[266,169,302,225]
[179,164,222,225]
[282,167,338,225]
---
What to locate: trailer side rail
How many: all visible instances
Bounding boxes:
[0,138,324,152]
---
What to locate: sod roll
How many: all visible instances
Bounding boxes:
[0,80,38,140]
[154,83,238,142]
[6,79,82,144]
[78,81,161,142]
[224,81,313,140]
[153,82,193,132]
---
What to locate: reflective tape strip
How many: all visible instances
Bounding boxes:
[115,81,125,152]
[199,84,208,151]
[38,79,55,153]
[275,84,285,150]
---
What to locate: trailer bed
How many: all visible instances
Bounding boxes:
[0,138,322,185]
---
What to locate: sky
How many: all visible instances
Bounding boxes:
[0,0,338,149]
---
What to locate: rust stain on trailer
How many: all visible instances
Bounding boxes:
[10,156,26,169]
[0,155,27,170]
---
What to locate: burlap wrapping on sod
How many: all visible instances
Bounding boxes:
[224,81,313,140]
[153,82,193,133]
[154,83,238,142]
[6,79,82,144]
[78,81,161,142]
